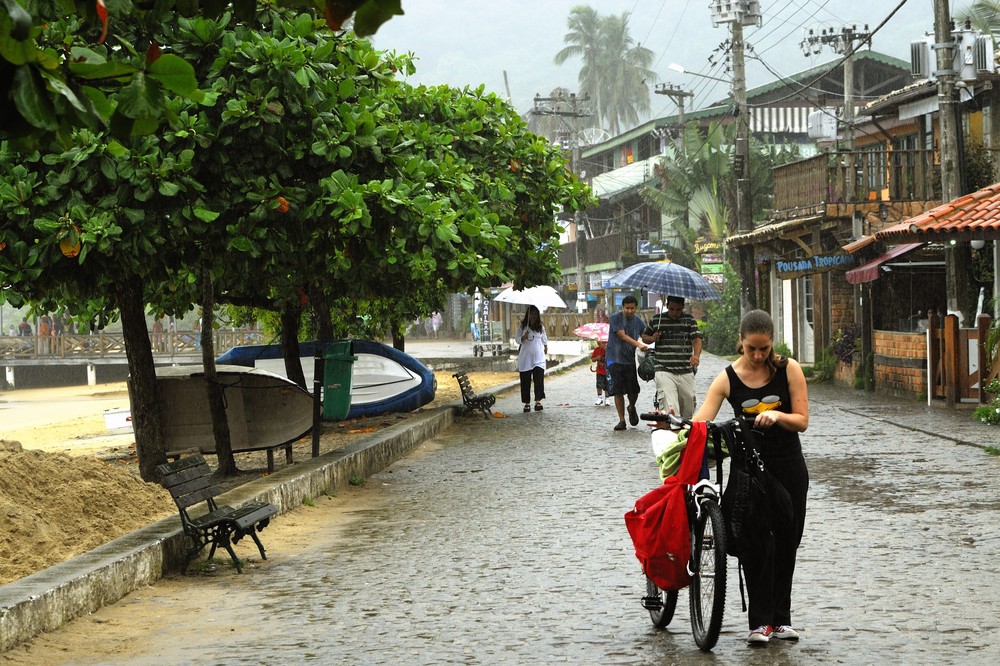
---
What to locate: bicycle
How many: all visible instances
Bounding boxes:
[638,412,734,652]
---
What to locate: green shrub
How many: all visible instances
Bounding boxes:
[973,379,1000,426]
[811,346,836,382]
[704,263,740,355]
[774,340,793,359]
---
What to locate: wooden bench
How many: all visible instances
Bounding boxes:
[156,454,278,573]
[452,371,496,418]
[165,442,293,474]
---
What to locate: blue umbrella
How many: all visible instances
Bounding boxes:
[609,261,721,301]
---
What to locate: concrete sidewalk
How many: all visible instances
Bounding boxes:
[0,346,589,653]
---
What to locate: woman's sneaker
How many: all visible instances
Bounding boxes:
[747,625,773,645]
[772,625,799,641]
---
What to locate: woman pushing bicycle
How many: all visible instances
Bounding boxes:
[692,309,809,647]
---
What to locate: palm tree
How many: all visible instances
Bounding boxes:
[958,1,1000,33]
[641,122,798,265]
[554,6,656,135]
[596,12,656,135]
[554,6,604,118]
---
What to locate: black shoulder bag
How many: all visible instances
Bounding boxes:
[718,418,794,611]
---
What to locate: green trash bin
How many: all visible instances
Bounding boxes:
[323,340,357,421]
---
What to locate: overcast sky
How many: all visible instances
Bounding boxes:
[371,1,938,127]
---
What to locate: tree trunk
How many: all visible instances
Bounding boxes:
[391,321,405,352]
[201,268,237,476]
[281,304,307,388]
[309,283,333,341]
[117,279,167,482]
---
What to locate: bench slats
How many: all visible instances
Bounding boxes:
[155,453,277,573]
[452,371,495,418]
[231,503,278,529]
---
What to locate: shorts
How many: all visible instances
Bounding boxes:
[608,363,640,397]
[596,373,608,392]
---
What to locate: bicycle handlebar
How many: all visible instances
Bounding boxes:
[639,412,742,432]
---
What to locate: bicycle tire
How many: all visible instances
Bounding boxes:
[689,500,727,651]
[644,576,678,628]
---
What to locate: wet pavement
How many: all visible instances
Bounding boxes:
[6,349,1000,664]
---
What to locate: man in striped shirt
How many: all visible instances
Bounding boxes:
[641,295,703,418]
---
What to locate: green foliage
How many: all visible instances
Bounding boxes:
[972,379,1000,426]
[703,262,740,355]
[811,347,836,383]
[640,122,800,261]
[963,138,995,193]
[848,352,874,391]
[0,1,401,147]
[774,340,793,359]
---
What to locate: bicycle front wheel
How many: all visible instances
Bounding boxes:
[644,576,678,628]
[689,500,727,651]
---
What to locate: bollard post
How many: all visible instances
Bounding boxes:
[312,350,323,458]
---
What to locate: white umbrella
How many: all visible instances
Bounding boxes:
[492,285,568,309]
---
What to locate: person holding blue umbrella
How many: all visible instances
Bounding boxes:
[641,295,703,417]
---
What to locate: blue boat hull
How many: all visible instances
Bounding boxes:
[216,340,436,420]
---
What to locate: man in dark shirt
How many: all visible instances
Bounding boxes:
[608,295,650,431]
[641,295,703,417]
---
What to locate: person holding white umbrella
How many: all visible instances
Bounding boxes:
[515,305,548,412]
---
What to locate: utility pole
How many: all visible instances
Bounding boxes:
[731,20,755,315]
[706,1,760,315]
[531,92,592,313]
[933,0,966,329]
[654,83,693,152]
[800,24,872,149]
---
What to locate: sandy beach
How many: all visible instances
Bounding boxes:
[0,382,136,455]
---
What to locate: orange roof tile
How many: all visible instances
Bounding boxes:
[877,182,1000,241]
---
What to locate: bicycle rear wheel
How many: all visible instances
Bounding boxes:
[689,500,727,651]
[643,576,678,628]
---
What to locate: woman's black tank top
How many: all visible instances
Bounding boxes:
[726,364,801,457]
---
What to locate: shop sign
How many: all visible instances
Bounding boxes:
[774,252,856,279]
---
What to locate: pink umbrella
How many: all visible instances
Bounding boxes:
[574,322,609,341]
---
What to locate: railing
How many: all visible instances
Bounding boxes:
[0,330,267,361]
[558,232,624,270]
[544,309,659,340]
[772,148,940,212]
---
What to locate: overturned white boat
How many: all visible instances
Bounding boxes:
[216,339,436,419]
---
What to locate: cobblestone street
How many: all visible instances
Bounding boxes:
[7,351,1000,665]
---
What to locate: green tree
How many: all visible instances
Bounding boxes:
[0,1,403,148]
[703,261,740,355]
[1,8,591,479]
[554,5,656,134]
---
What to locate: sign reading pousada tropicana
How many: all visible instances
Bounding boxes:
[775,253,856,280]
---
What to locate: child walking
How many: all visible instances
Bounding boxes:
[591,339,608,406]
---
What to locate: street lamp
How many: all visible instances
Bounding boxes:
[667,63,730,84]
